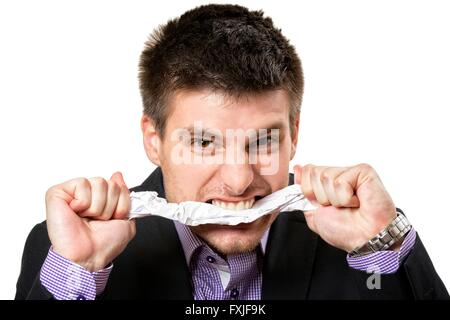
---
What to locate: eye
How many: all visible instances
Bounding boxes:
[192,138,213,148]
[249,136,271,150]
[248,133,280,154]
[257,136,272,146]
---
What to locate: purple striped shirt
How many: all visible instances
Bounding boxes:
[347,227,416,273]
[174,221,264,300]
[40,222,416,300]
[40,248,112,300]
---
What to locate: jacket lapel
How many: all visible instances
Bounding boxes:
[131,167,193,299]
[261,174,318,299]
[262,211,318,299]
[136,216,194,299]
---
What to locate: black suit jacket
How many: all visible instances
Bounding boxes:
[15,168,449,299]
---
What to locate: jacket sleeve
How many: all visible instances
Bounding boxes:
[351,232,449,299]
[402,233,449,299]
[15,222,54,300]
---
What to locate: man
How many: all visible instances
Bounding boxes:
[15,4,448,300]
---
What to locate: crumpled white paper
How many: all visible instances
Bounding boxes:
[128,184,316,226]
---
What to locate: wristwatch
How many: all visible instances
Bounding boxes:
[350,211,412,257]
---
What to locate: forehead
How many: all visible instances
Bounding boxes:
[165,89,290,132]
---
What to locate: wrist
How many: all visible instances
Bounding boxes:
[51,247,109,272]
[350,210,412,257]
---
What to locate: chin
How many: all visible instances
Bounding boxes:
[190,213,278,255]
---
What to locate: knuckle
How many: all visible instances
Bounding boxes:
[76,197,91,209]
[333,178,345,188]
[90,177,108,189]
[45,186,57,201]
[77,177,91,189]
[357,163,373,172]
[320,170,332,183]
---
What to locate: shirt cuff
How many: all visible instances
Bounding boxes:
[40,247,113,300]
[346,227,416,274]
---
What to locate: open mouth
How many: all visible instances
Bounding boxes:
[205,195,264,210]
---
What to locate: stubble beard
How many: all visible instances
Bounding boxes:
[190,213,278,255]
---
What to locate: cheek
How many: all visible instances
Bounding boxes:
[258,142,292,190]
[165,165,210,194]
[255,138,291,177]
[160,145,218,201]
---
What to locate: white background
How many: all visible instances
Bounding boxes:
[1,0,449,299]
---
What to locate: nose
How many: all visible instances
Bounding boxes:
[220,162,254,196]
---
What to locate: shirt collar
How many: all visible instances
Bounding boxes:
[174,221,271,266]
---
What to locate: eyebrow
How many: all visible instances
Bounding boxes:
[259,120,287,131]
[182,120,288,136]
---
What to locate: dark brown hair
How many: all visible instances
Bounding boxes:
[139,4,304,137]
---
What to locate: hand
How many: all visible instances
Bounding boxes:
[45,172,136,271]
[295,163,397,253]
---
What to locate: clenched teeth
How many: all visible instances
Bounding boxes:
[212,198,255,210]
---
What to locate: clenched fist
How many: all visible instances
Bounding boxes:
[45,172,136,272]
[295,163,398,253]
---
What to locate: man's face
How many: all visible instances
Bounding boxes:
[142,89,299,255]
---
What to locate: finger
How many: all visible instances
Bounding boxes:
[128,219,136,238]
[300,164,317,204]
[303,210,318,234]
[294,165,302,184]
[79,177,108,218]
[321,167,348,207]
[333,174,360,208]
[97,180,121,221]
[310,166,331,206]
[113,184,131,220]
[331,166,364,208]
[64,178,92,212]
[111,171,128,188]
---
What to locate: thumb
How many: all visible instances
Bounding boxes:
[111,171,128,188]
[303,210,318,234]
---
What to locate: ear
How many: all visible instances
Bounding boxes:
[290,113,300,161]
[141,114,162,166]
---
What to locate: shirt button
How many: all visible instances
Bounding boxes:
[206,256,216,263]
[76,295,86,300]
[230,288,239,299]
